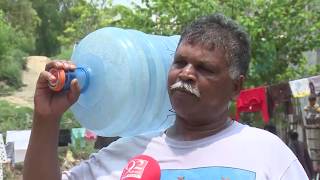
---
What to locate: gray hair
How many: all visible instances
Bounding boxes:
[178,13,251,79]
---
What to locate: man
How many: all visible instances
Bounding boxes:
[23,13,308,179]
[288,131,314,179]
[304,94,320,126]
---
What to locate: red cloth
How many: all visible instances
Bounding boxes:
[85,129,97,141]
[236,86,269,123]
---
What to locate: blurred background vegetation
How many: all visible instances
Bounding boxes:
[0,0,319,90]
[0,0,320,178]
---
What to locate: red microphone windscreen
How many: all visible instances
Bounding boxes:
[120,154,160,180]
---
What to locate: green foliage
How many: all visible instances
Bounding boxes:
[0,0,39,37]
[0,11,28,88]
[108,4,156,33]
[55,0,320,88]
[0,0,38,54]
[0,11,12,55]
[0,99,90,179]
[229,0,320,86]
[60,110,81,129]
[69,140,96,160]
[58,0,114,47]
[0,100,33,133]
[277,57,320,81]
[110,1,219,35]
[57,141,96,174]
[240,112,266,128]
[0,55,24,88]
[1,0,319,88]
[54,46,73,60]
[0,84,15,96]
[0,99,81,133]
[112,0,320,86]
[30,0,65,56]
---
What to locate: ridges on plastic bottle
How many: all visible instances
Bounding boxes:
[66,27,180,137]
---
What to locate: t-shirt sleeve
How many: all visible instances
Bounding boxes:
[60,136,144,180]
[61,154,98,180]
[280,159,309,180]
[61,147,127,180]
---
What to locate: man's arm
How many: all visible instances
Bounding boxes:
[23,114,61,180]
[23,61,80,180]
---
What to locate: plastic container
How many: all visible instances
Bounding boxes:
[48,67,89,93]
[52,27,180,137]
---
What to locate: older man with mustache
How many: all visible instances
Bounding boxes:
[24,13,308,180]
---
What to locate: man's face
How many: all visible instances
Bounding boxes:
[310,99,316,106]
[168,41,240,120]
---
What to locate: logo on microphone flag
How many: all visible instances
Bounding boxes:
[121,158,149,179]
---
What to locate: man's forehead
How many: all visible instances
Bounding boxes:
[176,41,227,62]
[178,40,226,54]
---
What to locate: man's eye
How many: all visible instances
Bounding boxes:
[198,65,214,73]
[173,60,187,67]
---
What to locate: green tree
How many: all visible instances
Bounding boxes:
[0,11,28,88]
[113,0,320,86]
[0,0,39,53]
[30,0,66,56]
[110,0,219,35]
[225,0,320,86]
[55,0,320,86]
[57,0,114,47]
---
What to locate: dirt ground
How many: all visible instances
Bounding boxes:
[0,56,50,108]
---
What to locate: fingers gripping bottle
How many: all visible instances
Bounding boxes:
[49,27,180,137]
[48,67,89,93]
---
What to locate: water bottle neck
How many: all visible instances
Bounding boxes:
[48,67,90,93]
[65,67,90,93]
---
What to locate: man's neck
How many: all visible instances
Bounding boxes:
[165,115,232,141]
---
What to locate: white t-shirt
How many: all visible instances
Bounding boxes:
[62,121,308,180]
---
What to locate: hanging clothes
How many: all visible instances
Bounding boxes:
[236,86,269,123]
[71,128,86,148]
[289,78,311,98]
[85,129,97,141]
[267,82,293,117]
[308,75,320,95]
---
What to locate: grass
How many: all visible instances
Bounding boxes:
[0,100,82,133]
[0,100,96,179]
[0,81,15,96]
[0,100,33,133]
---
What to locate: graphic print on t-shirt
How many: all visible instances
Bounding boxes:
[161,166,256,180]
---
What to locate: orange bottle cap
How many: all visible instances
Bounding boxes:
[48,68,66,91]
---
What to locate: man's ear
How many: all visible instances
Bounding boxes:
[231,75,245,101]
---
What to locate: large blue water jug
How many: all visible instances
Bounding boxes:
[68,27,180,137]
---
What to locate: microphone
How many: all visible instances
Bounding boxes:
[120,155,161,180]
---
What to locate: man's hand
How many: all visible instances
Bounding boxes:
[34,60,81,119]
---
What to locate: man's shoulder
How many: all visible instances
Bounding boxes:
[232,122,285,145]
[232,122,297,162]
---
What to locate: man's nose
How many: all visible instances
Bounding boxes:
[178,64,196,82]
